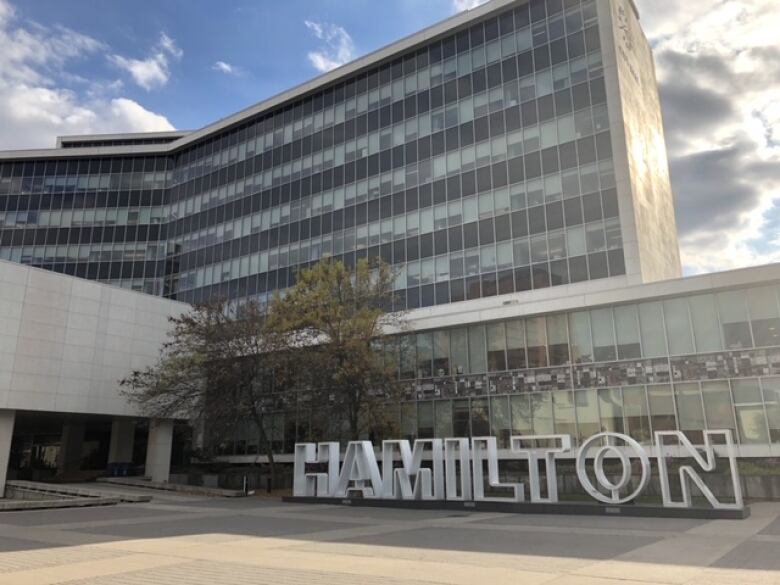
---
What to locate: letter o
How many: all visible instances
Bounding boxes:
[576,432,650,505]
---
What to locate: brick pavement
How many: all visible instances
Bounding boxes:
[0,487,778,585]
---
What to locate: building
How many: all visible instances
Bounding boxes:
[0,0,778,494]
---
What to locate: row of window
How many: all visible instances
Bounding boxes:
[382,285,780,379]
[165,102,611,246]
[174,43,603,191]
[219,378,780,455]
[172,213,621,295]
[172,0,598,185]
[177,247,625,308]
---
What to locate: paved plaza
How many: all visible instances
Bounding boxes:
[0,486,779,585]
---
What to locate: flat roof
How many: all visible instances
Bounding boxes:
[0,0,524,161]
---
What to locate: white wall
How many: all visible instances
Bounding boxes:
[0,260,187,417]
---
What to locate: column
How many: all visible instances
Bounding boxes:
[0,410,15,498]
[145,419,173,483]
[56,422,85,474]
[108,419,136,464]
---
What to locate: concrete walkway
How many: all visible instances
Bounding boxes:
[0,485,778,584]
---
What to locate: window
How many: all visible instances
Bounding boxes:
[748,287,780,347]
[664,298,694,355]
[648,384,677,432]
[639,302,667,357]
[531,392,554,434]
[450,328,469,374]
[732,379,769,444]
[690,294,723,352]
[417,333,433,378]
[468,325,487,374]
[614,305,641,359]
[574,389,600,440]
[553,390,577,436]
[568,311,592,363]
[486,322,507,371]
[506,319,526,369]
[623,386,651,443]
[435,400,453,438]
[598,388,623,433]
[526,316,547,367]
[761,377,780,443]
[400,334,416,379]
[433,330,450,376]
[718,290,753,349]
[674,383,705,443]
[590,308,616,361]
[547,314,569,365]
[490,396,511,447]
[471,398,490,436]
[511,394,533,436]
[701,381,735,433]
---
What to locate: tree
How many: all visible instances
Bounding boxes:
[120,299,289,490]
[267,258,405,442]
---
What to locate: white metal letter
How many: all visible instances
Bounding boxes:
[510,434,572,503]
[293,442,340,497]
[444,438,472,500]
[576,432,650,504]
[471,437,523,502]
[381,439,444,500]
[334,441,383,498]
[655,430,743,510]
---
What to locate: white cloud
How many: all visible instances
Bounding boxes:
[635,0,780,274]
[304,20,355,73]
[0,0,173,150]
[212,60,241,76]
[109,32,182,91]
[452,0,489,12]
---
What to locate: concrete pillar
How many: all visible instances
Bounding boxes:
[145,419,173,483]
[108,419,136,464]
[0,410,15,498]
[56,422,85,474]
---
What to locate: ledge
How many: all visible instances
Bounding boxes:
[282,496,751,520]
[98,477,246,497]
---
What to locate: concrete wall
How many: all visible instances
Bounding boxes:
[0,260,187,417]
[598,0,683,284]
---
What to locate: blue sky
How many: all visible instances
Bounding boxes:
[0,0,778,275]
[13,0,466,131]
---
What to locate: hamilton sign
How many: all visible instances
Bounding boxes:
[293,431,744,512]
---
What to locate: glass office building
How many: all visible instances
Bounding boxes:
[2,0,777,461]
[0,0,679,308]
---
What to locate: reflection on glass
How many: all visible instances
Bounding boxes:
[623,386,651,442]
[701,381,735,432]
[639,302,667,357]
[718,291,753,349]
[590,308,616,361]
[674,383,705,443]
[598,387,623,433]
[664,299,694,355]
[615,305,641,359]
[490,396,511,448]
[552,390,577,437]
[690,294,723,353]
[574,389,600,441]
[435,400,453,438]
[468,325,487,374]
[761,377,780,443]
[471,398,490,436]
[531,392,554,435]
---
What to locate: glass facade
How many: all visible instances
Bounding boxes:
[0,0,621,307]
[218,284,780,454]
